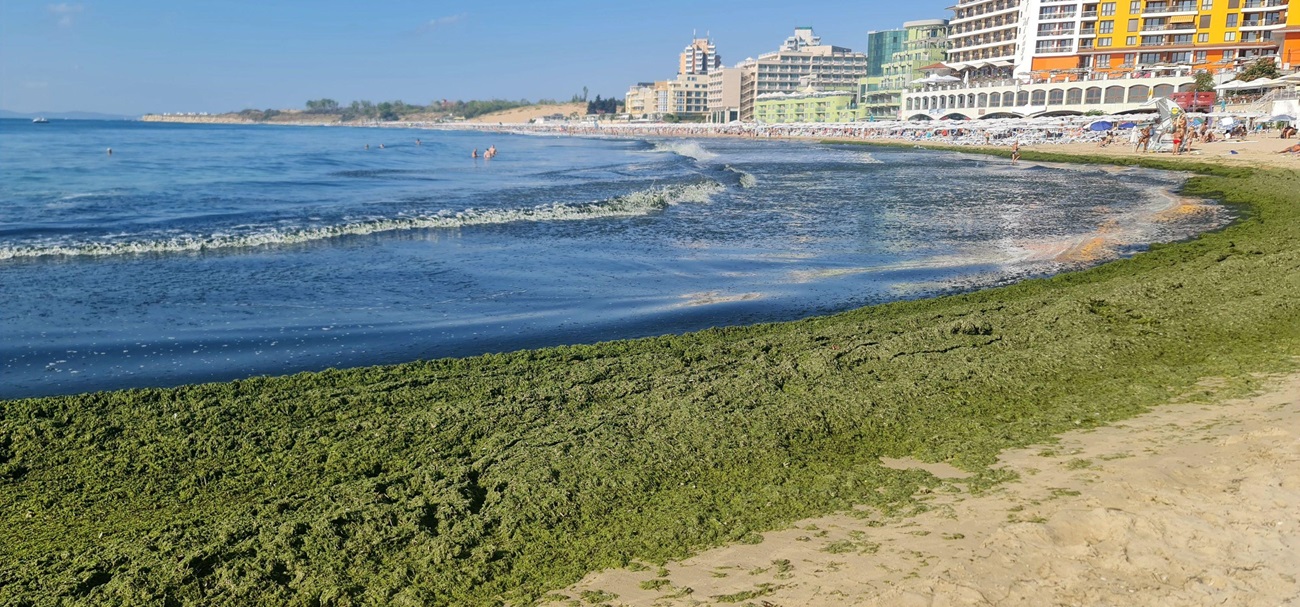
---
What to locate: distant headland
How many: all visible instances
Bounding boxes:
[142,97,619,126]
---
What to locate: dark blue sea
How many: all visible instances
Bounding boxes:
[0,119,1227,398]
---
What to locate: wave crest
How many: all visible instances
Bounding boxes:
[651,140,718,163]
[0,181,725,260]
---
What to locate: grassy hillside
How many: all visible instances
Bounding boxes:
[2,151,1298,606]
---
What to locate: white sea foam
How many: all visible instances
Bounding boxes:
[652,140,718,162]
[0,181,725,260]
[724,165,758,188]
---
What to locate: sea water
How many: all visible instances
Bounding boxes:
[0,120,1228,398]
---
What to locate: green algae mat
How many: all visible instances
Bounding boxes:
[3,150,1299,606]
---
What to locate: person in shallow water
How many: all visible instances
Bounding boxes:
[472,149,479,158]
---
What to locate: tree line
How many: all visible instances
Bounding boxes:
[293,96,622,122]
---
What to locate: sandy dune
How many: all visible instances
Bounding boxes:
[465,103,588,124]
[544,373,1300,606]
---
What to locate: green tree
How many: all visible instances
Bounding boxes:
[1194,71,1215,93]
[305,99,339,112]
[376,102,399,122]
[1237,58,1280,82]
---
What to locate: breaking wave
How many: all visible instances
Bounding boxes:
[651,140,718,163]
[724,165,758,188]
[0,181,725,260]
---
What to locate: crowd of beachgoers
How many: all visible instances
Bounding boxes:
[412,115,1290,150]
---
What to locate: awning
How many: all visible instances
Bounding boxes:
[990,60,1014,68]
[1168,15,1196,23]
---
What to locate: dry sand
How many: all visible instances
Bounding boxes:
[466,103,588,124]
[1029,136,1300,171]
[543,372,1300,606]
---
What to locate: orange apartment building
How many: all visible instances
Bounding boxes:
[1026,0,1295,79]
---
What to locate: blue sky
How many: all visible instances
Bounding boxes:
[1,0,952,115]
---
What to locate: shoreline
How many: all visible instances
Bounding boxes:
[2,143,1299,605]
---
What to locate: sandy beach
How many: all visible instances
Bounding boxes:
[543,371,1300,607]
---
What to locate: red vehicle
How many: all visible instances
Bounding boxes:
[1168,91,1217,112]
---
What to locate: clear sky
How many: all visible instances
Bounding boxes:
[1,0,953,116]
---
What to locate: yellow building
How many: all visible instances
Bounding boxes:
[1029,0,1292,78]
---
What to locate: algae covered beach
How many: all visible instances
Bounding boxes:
[2,148,1299,606]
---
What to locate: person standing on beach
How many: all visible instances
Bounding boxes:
[1011,140,1021,164]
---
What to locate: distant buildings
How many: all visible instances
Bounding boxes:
[861,20,951,119]
[625,36,726,120]
[751,27,871,97]
[906,0,1298,121]
[621,1,1298,123]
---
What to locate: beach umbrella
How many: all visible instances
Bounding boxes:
[1088,120,1114,131]
[1118,122,1137,129]
[1270,114,1296,122]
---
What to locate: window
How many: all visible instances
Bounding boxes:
[1197,33,1209,42]
[1102,2,1116,15]
[1225,31,1237,41]
[1195,50,1207,62]
[1201,0,1212,8]
[1100,20,1115,33]
[1131,0,1141,10]
[1224,49,1236,59]
[1199,14,1211,28]
[1098,54,1112,67]
[1128,18,1139,32]
[1226,13,1238,27]
[1099,38,1113,46]
[1127,36,1139,45]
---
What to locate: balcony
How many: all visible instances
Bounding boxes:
[1240,17,1286,28]
[1241,0,1286,8]
[1038,10,1079,20]
[1142,2,1198,14]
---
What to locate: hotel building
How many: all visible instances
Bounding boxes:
[625,36,725,120]
[740,27,870,121]
[860,20,952,119]
[901,0,1296,119]
[751,28,871,96]
[1029,0,1293,77]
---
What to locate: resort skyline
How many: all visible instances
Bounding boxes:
[0,0,950,116]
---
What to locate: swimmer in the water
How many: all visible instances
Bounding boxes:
[472,148,479,158]
[106,147,113,156]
